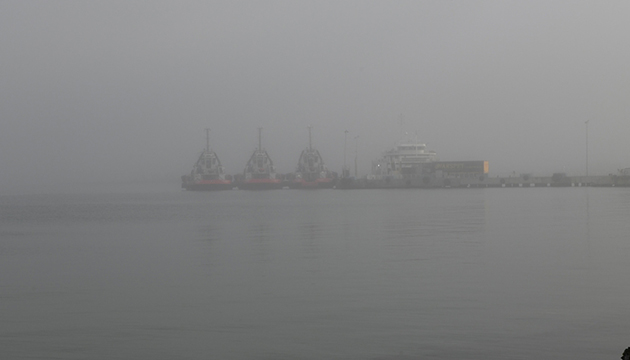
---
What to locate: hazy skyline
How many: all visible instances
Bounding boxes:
[1,1,629,194]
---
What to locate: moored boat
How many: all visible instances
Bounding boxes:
[182,129,233,191]
[371,135,438,179]
[238,128,282,190]
[290,126,336,189]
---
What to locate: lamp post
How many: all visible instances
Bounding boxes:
[354,135,359,178]
[343,130,349,178]
[585,120,589,178]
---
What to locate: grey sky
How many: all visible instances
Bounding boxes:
[1,1,629,194]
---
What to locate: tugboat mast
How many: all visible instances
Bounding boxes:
[308,125,312,151]
[205,128,210,153]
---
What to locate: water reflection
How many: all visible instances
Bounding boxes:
[585,187,592,258]
[299,222,322,242]
[247,223,271,242]
[297,222,324,262]
[4,190,628,359]
[197,225,220,243]
[378,195,487,243]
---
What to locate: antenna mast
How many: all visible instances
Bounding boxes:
[205,128,210,153]
[258,127,262,151]
[308,125,312,151]
[585,120,589,177]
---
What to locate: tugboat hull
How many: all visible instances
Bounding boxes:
[184,180,233,191]
[238,178,283,190]
[290,178,335,189]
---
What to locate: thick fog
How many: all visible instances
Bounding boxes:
[1,1,629,195]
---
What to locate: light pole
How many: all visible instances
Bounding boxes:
[343,130,348,178]
[585,120,589,178]
[354,135,359,178]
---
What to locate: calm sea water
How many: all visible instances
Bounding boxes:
[1,188,629,359]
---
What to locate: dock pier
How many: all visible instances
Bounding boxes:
[337,174,630,189]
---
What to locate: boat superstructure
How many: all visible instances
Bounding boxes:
[371,135,438,179]
[238,128,282,190]
[291,126,336,188]
[182,129,232,191]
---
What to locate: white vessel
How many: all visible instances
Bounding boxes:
[371,136,438,179]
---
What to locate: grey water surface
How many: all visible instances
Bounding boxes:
[1,188,629,359]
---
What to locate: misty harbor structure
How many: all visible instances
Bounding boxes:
[338,135,489,189]
[181,129,232,191]
[182,130,630,191]
[236,128,283,190]
[287,126,337,189]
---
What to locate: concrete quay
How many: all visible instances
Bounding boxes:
[455,174,630,188]
[337,174,630,189]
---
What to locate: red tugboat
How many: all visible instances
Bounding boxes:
[238,128,283,190]
[182,129,233,191]
[290,126,336,189]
